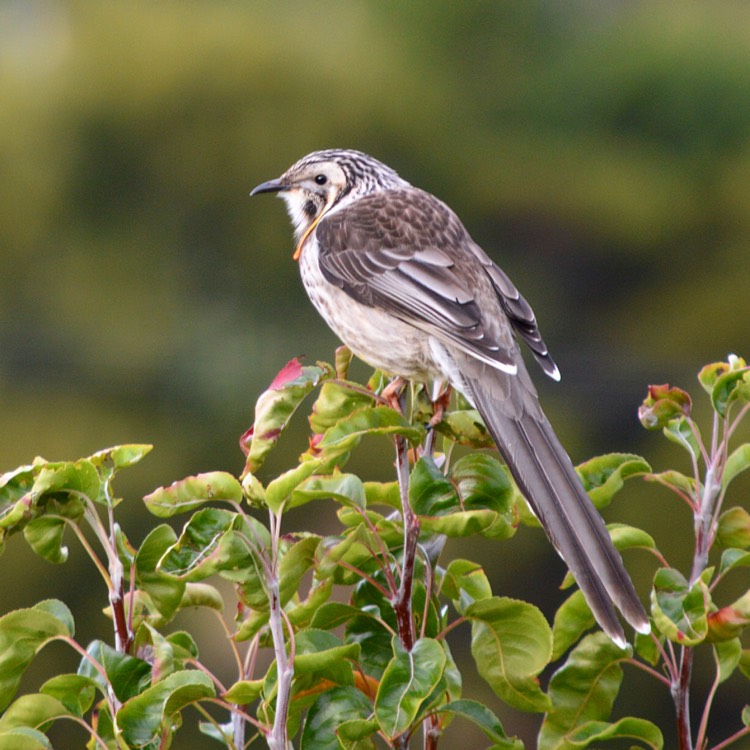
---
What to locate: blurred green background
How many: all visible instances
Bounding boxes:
[2,0,750,746]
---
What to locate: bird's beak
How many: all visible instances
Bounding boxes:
[250,178,287,196]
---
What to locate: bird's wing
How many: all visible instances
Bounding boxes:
[315,188,555,376]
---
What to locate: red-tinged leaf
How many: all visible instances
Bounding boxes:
[651,568,709,645]
[269,357,304,389]
[243,360,330,474]
[638,384,691,429]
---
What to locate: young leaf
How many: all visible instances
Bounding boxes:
[638,384,692,429]
[0,600,74,711]
[577,454,651,509]
[538,633,629,750]
[466,597,552,712]
[144,472,243,518]
[651,568,709,645]
[117,670,214,747]
[374,637,446,740]
[0,728,52,749]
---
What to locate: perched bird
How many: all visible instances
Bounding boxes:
[251,149,649,646]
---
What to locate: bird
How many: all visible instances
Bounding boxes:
[250,148,650,647]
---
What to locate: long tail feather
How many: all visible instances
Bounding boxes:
[465,371,650,645]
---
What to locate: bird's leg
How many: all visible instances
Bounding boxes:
[423,384,452,457]
[381,376,408,412]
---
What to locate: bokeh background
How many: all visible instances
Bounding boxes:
[2,0,750,747]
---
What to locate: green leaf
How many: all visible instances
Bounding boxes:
[439,559,492,613]
[291,474,366,511]
[719,548,750,575]
[0,728,51,749]
[436,409,494,448]
[117,670,215,747]
[0,601,74,711]
[607,523,657,551]
[651,568,708,645]
[135,525,186,621]
[294,630,359,684]
[552,590,596,660]
[134,623,175,683]
[32,459,101,505]
[158,508,267,585]
[179,583,224,611]
[576,454,651,509]
[22,503,83,564]
[466,597,552,712]
[278,535,323,607]
[264,460,323,513]
[363,481,400,509]
[568,716,663,748]
[0,694,70,733]
[538,633,629,750]
[310,603,365,631]
[433,700,523,747]
[411,455,515,539]
[89,444,153,470]
[711,361,750,418]
[40,674,99,716]
[144,471,243,518]
[300,685,374,750]
[79,641,151,703]
[717,507,750,549]
[715,639,742,683]
[663,417,701,461]
[374,638,446,739]
[309,380,377,434]
[723,443,750,491]
[243,359,328,473]
[318,406,424,454]
[223,679,264,704]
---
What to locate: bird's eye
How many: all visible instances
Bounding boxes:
[314,174,328,185]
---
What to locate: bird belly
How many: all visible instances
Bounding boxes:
[299,240,431,379]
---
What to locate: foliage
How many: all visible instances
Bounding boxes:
[0,350,749,749]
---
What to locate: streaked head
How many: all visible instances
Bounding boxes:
[250,149,409,242]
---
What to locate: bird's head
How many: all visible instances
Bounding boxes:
[251,149,409,246]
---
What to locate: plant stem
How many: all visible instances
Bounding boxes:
[267,510,293,750]
[674,646,694,750]
[393,431,419,652]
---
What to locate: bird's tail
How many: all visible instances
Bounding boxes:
[465,372,650,647]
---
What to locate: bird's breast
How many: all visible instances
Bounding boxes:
[298,237,433,379]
